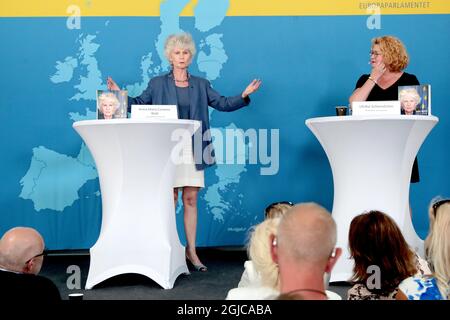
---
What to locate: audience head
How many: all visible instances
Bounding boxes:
[98,92,120,119]
[425,197,450,299]
[272,203,341,295]
[0,227,45,274]
[248,217,281,289]
[371,35,409,72]
[164,32,196,65]
[348,210,416,295]
[264,201,293,220]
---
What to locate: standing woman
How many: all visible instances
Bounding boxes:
[349,35,420,183]
[107,33,261,271]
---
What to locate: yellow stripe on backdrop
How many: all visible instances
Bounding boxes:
[1,0,449,17]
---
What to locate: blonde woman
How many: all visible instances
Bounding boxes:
[235,202,292,289]
[349,35,419,103]
[398,198,450,300]
[108,33,261,271]
[226,217,281,299]
[349,35,421,183]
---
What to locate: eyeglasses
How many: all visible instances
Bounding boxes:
[264,201,294,218]
[369,50,382,57]
[25,249,48,264]
[432,199,450,217]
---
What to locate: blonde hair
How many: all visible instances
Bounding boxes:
[399,88,421,105]
[164,33,196,62]
[265,203,293,220]
[425,198,450,299]
[248,217,281,289]
[372,36,409,72]
[98,92,119,110]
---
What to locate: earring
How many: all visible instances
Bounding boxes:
[330,249,336,258]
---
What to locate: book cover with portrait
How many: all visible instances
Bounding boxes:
[398,84,431,116]
[96,90,128,119]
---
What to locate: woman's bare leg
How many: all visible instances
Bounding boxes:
[182,186,204,267]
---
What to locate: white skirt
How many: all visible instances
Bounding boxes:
[173,138,205,188]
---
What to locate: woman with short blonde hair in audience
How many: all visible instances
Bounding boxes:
[226,217,281,299]
[397,198,450,300]
[234,201,293,290]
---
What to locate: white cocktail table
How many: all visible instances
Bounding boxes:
[73,119,200,289]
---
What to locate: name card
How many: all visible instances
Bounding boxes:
[351,101,400,116]
[131,105,178,120]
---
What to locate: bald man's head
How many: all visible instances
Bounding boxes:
[0,227,45,274]
[277,203,336,264]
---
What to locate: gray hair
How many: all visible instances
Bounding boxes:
[399,88,421,104]
[98,92,119,108]
[164,33,196,61]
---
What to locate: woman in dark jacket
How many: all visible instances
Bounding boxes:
[108,32,261,271]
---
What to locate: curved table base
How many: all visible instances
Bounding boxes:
[85,260,189,290]
[73,119,199,290]
[306,116,438,282]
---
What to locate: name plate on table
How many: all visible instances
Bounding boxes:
[131,105,178,119]
[351,101,400,116]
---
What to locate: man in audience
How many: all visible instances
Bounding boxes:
[0,227,61,300]
[271,203,342,300]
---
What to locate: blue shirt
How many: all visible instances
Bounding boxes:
[175,86,190,120]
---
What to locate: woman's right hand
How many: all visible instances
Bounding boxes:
[370,62,386,82]
[107,77,120,91]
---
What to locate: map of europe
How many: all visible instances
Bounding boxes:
[19,0,249,235]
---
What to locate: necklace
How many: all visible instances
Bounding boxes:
[172,69,190,83]
[282,288,328,298]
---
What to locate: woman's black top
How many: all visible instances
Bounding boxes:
[354,72,420,183]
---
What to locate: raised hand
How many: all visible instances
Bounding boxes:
[241,79,262,98]
[370,62,386,82]
[107,77,120,91]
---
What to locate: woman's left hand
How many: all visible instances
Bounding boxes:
[242,79,262,98]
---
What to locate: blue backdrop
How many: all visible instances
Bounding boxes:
[1,12,449,249]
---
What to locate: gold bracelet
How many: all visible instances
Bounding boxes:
[368,76,377,85]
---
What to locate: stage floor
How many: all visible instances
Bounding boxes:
[41,247,350,300]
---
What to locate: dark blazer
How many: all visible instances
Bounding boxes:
[128,72,250,170]
[0,270,61,301]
